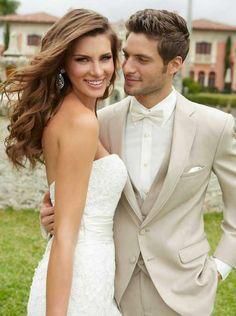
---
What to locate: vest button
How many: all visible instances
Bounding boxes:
[139,229,146,235]
[129,256,137,264]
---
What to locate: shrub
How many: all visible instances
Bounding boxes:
[183,78,202,94]
[186,93,236,109]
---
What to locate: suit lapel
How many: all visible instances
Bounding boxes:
[108,100,129,157]
[108,98,143,222]
[142,94,197,227]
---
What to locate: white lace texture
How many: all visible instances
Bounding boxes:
[27,154,127,316]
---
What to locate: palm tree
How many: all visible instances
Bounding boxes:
[0,0,20,49]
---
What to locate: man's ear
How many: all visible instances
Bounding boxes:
[168,56,183,75]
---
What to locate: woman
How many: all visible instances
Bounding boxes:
[4,9,127,315]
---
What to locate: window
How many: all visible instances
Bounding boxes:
[198,71,205,86]
[27,34,41,46]
[208,72,216,88]
[196,42,211,55]
[190,70,194,80]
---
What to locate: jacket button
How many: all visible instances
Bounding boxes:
[129,256,136,264]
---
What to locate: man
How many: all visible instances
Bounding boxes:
[40,9,236,316]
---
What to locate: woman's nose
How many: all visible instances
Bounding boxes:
[90,61,104,77]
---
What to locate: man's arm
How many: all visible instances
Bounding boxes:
[213,114,236,269]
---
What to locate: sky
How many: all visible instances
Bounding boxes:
[17,0,236,26]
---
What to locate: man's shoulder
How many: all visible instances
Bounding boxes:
[98,96,131,120]
[179,93,230,124]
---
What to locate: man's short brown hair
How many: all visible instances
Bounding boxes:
[125,9,190,64]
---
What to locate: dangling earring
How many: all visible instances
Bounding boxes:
[56,69,65,90]
[106,80,110,87]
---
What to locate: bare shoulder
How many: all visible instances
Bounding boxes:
[65,108,99,140]
[46,95,99,141]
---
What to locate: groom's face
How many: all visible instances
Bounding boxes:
[122,32,171,98]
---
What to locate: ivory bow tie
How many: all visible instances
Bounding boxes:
[130,106,164,124]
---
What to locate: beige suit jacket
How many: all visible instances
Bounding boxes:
[97,93,236,316]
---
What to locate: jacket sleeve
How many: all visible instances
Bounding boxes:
[213,114,236,267]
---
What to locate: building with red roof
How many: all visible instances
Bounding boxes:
[187,19,236,91]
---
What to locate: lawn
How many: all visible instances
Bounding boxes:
[0,209,235,315]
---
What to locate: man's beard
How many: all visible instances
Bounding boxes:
[124,83,164,97]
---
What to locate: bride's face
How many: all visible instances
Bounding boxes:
[65,34,114,103]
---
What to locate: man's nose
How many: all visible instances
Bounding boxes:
[122,58,135,73]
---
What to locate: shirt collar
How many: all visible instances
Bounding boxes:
[129,88,177,125]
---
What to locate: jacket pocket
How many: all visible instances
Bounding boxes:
[179,238,210,263]
[181,166,209,178]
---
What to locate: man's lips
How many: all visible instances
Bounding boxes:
[125,76,141,83]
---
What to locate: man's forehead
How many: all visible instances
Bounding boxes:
[124,32,158,48]
[123,34,158,56]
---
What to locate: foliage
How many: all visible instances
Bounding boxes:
[0,0,20,50]
[224,36,232,92]
[4,22,9,50]
[186,92,236,108]
[224,36,232,76]
[183,77,202,94]
[0,210,235,315]
[0,0,19,15]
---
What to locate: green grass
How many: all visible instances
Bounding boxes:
[0,208,46,315]
[204,213,236,316]
[0,210,235,315]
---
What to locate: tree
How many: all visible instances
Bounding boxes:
[0,0,19,15]
[0,0,20,49]
[224,36,232,92]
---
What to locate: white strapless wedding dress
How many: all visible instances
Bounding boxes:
[27,154,127,315]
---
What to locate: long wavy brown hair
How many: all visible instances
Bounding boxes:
[3,9,120,168]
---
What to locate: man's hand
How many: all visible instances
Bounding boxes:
[217,272,222,282]
[40,191,55,235]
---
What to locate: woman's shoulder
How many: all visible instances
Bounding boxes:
[43,99,98,154]
[64,99,98,135]
[47,95,98,134]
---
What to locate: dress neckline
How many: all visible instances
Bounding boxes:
[49,154,119,189]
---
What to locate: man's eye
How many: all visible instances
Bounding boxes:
[102,55,112,61]
[75,58,88,63]
[138,57,148,63]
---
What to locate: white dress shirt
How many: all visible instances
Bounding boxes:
[125,90,176,199]
[124,89,232,280]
